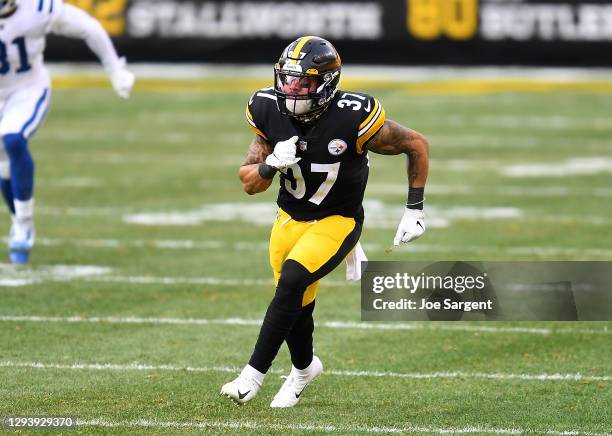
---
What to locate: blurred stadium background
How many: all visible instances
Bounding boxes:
[1,0,611,434]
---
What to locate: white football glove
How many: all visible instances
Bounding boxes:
[393,208,426,246]
[109,57,135,99]
[265,136,301,170]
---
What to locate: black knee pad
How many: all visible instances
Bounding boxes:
[273,259,313,310]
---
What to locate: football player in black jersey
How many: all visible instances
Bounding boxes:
[221,36,429,407]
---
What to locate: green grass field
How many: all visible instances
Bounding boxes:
[0,78,611,435]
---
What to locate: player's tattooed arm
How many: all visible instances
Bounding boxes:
[366,119,429,188]
[242,134,273,166]
[239,135,275,195]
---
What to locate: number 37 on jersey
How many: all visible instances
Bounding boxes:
[246,87,385,222]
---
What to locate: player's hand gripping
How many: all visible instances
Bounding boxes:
[393,208,425,246]
[265,136,301,170]
[109,57,135,99]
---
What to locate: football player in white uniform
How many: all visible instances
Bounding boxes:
[0,0,134,264]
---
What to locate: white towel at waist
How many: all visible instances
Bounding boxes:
[345,241,368,281]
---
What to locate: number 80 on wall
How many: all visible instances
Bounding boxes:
[407,0,478,40]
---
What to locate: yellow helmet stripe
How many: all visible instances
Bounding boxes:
[289,36,316,65]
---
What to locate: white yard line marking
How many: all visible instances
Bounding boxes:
[35,150,245,166]
[37,206,123,217]
[39,177,102,188]
[0,262,347,288]
[0,315,609,336]
[75,418,494,435]
[1,237,258,250]
[80,275,347,287]
[0,360,610,383]
[0,265,113,287]
[502,157,612,177]
[0,279,36,286]
[326,369,612,382]
[444,115,612,131]
[2,236,611,258]
[426,135,611,149]
[506,247,612,257]
[12,202,612,229]
[121,203,285,226]
[121,201,527,229]
[367,183,612,198]
[67,418,612,435]
[2,236,612,258]
[0,272,347,288]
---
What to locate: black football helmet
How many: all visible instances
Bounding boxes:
[274,36,341,123]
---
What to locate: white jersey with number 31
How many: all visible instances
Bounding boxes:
[0,0,63,94]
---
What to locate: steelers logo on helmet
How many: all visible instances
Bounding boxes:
[274,36,342,123]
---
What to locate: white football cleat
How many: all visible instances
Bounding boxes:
[270,356,323,408]
[8,218,35,265]
[220,375,261,404]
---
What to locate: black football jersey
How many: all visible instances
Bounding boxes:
[246,87,385,223]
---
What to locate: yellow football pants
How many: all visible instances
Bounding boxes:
[269,208,361,307]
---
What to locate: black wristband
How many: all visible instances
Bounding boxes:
[258,163,278,180]
[406,187,425,210]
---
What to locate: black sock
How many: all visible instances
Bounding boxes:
[286,301,315,370]
[248,260,312,373]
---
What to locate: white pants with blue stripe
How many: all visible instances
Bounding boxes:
[0,75,51,179]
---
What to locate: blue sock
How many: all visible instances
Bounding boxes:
[0,178,15,214]
[3,133,34,201]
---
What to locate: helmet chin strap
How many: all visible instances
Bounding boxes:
[291,104,328,124]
